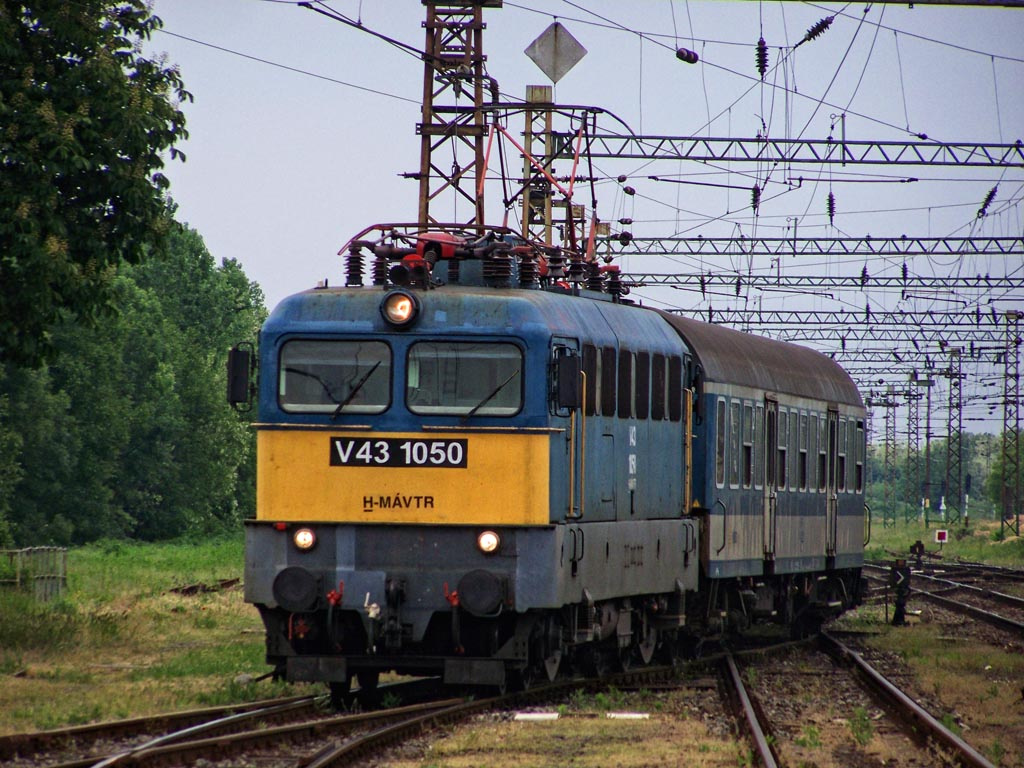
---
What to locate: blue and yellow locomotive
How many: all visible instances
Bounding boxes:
[230,224,866,699]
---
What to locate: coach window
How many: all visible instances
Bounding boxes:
[716,399,726,487]
[849,418,859,493]
[790,411,799,493]
[583,344,598,416]
[668,356,683,422]
[819,413,828,490]
[799,413,809,491]
[601,347,617,416]
[729,401,741,487]
[837,417,847,491]
[754,404,765,488]
[742,403,754,488]
[636,352,650,420]
[809,413,819,492]
[855,419,865,492]
[777,409,788,490]
[651,354,666,420]
[818,415,828,492]
[280,340,391,414]
[407,342,522,416]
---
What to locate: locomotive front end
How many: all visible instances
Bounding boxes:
[242,282,568,694]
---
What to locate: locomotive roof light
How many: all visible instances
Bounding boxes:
[477,530,501,554]
[380,290,420,328]
[293,527,317,551]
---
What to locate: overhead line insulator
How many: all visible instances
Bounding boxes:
[756,37,769,79]
[798,16,834,47]
[676,47,699,64]
[977,185,998,218]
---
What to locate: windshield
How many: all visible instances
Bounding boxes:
[407,342,522,416]
[279,340,390,414]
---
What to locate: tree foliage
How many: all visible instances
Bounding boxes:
[0,0,190,366]
[0,224,265,545]
[865,432,1010,521]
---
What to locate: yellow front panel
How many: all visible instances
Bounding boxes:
[257,429,551,525]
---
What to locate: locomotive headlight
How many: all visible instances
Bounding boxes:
[477,530,501,554]
[293,527,317,551]
[381,290,420,328]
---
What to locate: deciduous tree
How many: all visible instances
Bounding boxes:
[0,1,189,366]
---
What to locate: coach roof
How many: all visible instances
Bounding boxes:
[656,311,863,407]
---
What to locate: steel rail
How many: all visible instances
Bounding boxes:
[96,698,465,768]
[912,588,1024,635]
[90,696,325,768]
[819,631,996,768]
[863,563,1024,632]
[0,695,316,763]
[298,698,488,768]
[912,572,1024,611]
[721,654,779,768]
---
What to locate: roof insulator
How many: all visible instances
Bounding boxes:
[756,37,769,79]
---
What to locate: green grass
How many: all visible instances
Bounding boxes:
[2,523,1022,738]
[0,534,307,735]
[865,516,1024,567]
[70,537,245,598]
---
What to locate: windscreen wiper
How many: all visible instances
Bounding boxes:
[462,369,520,422]
[332,361,382,419]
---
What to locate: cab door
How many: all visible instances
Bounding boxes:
[552,338,582,519]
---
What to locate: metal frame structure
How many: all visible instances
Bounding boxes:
[558,134,1024,167]
[416,2,499,228]
[945,349,964,526]
[607,236,1024,260]
[406,2,1021,537]
[1002,311,1022,537]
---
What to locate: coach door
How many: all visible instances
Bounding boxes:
[763,397,778,561]
[825,408,839,558]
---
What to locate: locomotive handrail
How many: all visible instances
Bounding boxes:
[715,498,728,554]
[864,502,872,546]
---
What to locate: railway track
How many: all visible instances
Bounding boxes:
[0,696,320,767]
[3,623,1013,767]
[723,632,997,768]
[0,679,440,768]
[864,562,1024,635]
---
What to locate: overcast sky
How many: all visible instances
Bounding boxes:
[148,0,1023,433]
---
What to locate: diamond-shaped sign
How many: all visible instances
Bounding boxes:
[525,22,587,84]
